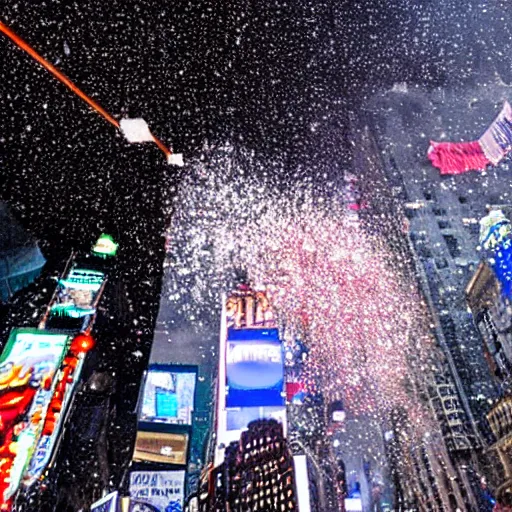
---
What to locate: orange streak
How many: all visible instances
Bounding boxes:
[0,19,119,128]
[0,19,175,160]
[150,130,171,159]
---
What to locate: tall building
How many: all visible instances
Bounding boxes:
[198,419,298,512]
[350,89,506,508]
[466,258,512,504]
[363,87,503,424]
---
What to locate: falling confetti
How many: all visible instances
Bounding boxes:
[166,144,433,420]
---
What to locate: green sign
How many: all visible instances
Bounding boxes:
[92,234,118,258]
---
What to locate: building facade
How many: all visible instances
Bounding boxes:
[198,419,298,512]
[466,260,512,504]
[351,103,499,509]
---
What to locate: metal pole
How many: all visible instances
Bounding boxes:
[0,18,173,161]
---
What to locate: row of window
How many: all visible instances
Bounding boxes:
[410,228,461,261]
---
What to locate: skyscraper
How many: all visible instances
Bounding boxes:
[198,419,298,512]
[349,85,511,508]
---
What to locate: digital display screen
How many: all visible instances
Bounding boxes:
[226,328,284,407]
[0,330,69,384]
[133,431,189,466]
[0,329,71,500]
[49,268,105,322]
[226,406,286,432]
[140,369,196,426]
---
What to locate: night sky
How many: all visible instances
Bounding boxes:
[1,0,508,318]
[2,1,509,189]
[1,0,511,509]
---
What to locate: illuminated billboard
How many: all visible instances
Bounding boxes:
[226,328,284,407]
[226,406,287,432]
[129,471,185,512]
[0,329,71,503]
[92,233,118,258]
[133,431,189,466]
[225,289,276,329]
[25,350,86,486]
[47,267,105,329]
[140,366,197,426]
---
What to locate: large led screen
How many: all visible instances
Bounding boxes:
[226,406,286,432]
[140,366,196,426]
[0,330,69,373]
[0,329,70,501]
[130,471,185,512]
[226,328,284,407]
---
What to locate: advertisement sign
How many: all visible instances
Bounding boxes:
[129,471,185,512]
[0,330,69,369]
[25,352,86,485]
[226,328,284,407]
[49,268,105,322]
[226,290,276,329]
[91,491,119,512]
[133,431,189,466]
[59,268,105,291]
[140,368,196,426]
[92,233,118,258]
[0,329,71,500]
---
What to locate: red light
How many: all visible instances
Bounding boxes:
[70,334,95,354]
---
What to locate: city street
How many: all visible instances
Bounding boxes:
[2,1,512,511]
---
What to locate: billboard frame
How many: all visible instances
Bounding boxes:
[136,363,198,430]
[133,363,198,470]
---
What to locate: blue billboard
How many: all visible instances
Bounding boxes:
[226,328,284,407]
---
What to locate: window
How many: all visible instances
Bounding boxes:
[410,231,427,243]
[443,398,458,411]
[443,234,461,258]
[438,220,451,230]
[435,257,448,269]
[404,208,416,220]
[458,196,467,204]
[466,223,480,236]
[433,207,447,216]
[418,246,433,258]
[424,191,436,201]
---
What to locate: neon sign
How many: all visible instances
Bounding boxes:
[226,289,275,329]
